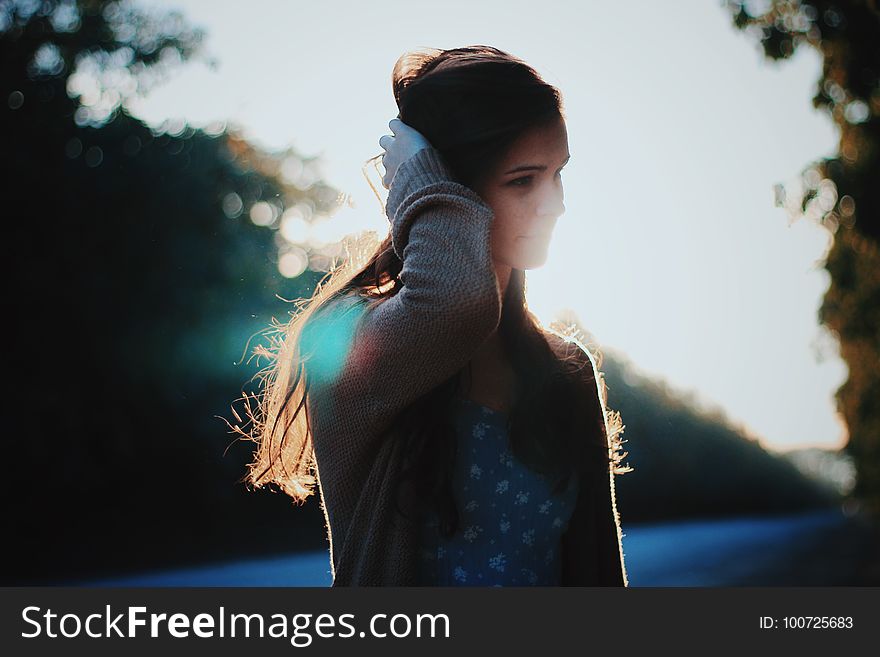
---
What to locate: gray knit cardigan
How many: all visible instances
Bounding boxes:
[303,147,628,587]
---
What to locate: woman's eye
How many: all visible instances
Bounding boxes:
[508,170,563,187]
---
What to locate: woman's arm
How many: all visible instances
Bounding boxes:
[304,146,501,439]
[553,336,629,586]
[560,469,627,586]
[594,463,628,586]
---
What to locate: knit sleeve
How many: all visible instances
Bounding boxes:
[307,146,501,440]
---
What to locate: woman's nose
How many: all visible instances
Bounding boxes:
[537,184,565,220]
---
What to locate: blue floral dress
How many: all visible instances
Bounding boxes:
[414,396,580,586]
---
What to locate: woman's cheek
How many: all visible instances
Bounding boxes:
[490,221,517,264]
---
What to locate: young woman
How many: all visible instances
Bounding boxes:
[240,45,629,586]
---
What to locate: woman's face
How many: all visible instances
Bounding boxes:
[475,117,570,270]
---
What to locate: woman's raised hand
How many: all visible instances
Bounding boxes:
[378,118,431,190]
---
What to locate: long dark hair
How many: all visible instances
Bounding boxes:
[233,46,627,539]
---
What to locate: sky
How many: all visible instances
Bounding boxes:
[129,0,848,453]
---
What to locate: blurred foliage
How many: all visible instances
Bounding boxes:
[2,0,341,583]
[725,0,880,519]
[599,352,842,522]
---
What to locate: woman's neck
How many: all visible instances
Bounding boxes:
[495,262,512,302]
[464,338,516,414]
[466,262,516,413]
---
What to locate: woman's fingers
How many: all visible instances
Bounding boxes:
[380,118,430,190]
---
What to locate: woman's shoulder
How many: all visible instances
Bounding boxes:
[299,289,370,382]
[542,328,600,381]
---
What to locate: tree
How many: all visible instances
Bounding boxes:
[3,0,341,581]
[725,0,880,518]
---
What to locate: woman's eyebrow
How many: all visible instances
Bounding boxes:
[504,154,571,175]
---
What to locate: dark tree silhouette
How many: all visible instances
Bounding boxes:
[2,0,337,582]
[725,0,880,519]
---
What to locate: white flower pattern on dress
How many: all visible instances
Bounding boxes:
[521,568,539,585]
[463,525,483,542]
[414,398,580,586]
[488,553,507,572]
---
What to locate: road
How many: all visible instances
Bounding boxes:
[72,507,877,587]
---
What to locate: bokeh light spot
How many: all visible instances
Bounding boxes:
[222,192,243,219]
[28,42,65,77]
[122,134,142,156]
[84,146,103,167]
[278,247,309,278]
[280,207,310,244]
[249,201,276,227]
[844,100,869,124]
[8,90,24,109]
[65,137,82,159]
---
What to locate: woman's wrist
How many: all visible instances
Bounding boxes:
[385,147,454,221]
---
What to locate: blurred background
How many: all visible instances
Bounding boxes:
[3,0,878,586]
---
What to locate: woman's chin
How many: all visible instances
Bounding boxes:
[515,246,550,270]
